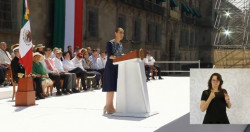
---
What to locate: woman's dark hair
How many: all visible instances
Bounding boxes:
[63,51,70,57]
[92,49,98,53]
[115,27,123,33]
[36,48,44,55]
[208,73,223,91]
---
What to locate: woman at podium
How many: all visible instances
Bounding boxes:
[103,27,124,114]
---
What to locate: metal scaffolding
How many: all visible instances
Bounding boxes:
[214,0,250,48]
[213,0,250,68]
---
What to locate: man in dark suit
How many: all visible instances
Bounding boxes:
[0,64,7,86]
[11,47,44,99]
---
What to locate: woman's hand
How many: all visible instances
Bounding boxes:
[53,71,59,74]
[36,74,42,77]
[224,93,230,102]
[208,91,215,100]
[224,93,232,108]
[110,55,116,59]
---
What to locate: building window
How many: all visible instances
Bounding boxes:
[147,22,156,43]
[132,18,141,42]
[156,0,163,5]
[0,0,16,31]
[185,30,189,45]
[87,7,98,38]
[169,39,176,60]
[180,30,184,45]
[195,31,198,46]
[180,29,189,46]
[117,14,126,39]
[156,24,162,44]
[146,22,162,45]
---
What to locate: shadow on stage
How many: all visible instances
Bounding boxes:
[155,113,247,132]
[102,114,146,121]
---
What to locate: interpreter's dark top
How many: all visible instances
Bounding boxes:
[11,57,25,83]
[201,89,230,124]
[102,40,123,92]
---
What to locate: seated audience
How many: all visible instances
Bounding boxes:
[97,51,107,87]
[89,49,101,82]
[72,53,85,70]
[0,61,7,86]
[144,57,151,82]
[63,52,87,91]
[51,47,58,58]
[44,48,65,96]
[32,52,53,97]
[11,47,25,83]
[0,42,12,86]
[11,47,44,99]
[35,44,45,55]
[67,45,74,59]
[0,42,12,65]
[53,50,76,94]
[146,53,163,80]
[83,51,101,89]
[80,48,87,55]
[87,47,92,56]
[72,53,98,89]
[74,46,80,57]
[96,48,101,58]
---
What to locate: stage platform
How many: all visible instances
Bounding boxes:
[0,77,247,132]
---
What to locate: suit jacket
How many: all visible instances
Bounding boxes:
[11,57,25,83]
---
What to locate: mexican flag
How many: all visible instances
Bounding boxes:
[53,0,84,51]
[19,0,33,75]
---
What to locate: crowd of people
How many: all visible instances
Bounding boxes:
[0,41,163,100]
[0,42,108,99]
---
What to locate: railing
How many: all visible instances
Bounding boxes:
[155,60,200,73]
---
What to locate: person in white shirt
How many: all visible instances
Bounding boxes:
[97,51,107,87]
[45,48,78,95]
[53,50,77,94]
[0,42,12,65]
[63,51,87,90]
[72,53,101,89]
[72,53,85,70]
[87,47,92,56]
[146,53,163,80]
[50,47,58,58]
[73,46,80,57]
[147,54,155,66]
[88,49,102,88]
[97,51,107,69]
[0,42,11,86]
[97,48,101,58]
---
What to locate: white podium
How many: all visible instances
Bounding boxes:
[112,49,158,118]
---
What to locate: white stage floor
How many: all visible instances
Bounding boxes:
[0,77,190,132]
[1,77,247,132]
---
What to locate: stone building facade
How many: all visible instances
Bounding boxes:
[82,0,167,61]
[0,0,215,68]
[0,0,54,48]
